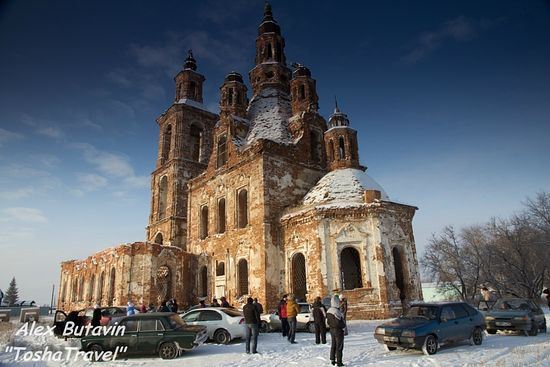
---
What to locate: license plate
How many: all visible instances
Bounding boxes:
[496,322,512,326]
[384,336,398,342]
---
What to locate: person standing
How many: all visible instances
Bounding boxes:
[220,296,230,307]
[312,296,327,344]
[171,298,179,312]
[339,296,348,336]
[286,294,300,344]
[127,301,136,316]
[212,298,221,307]
[253,298,264,314]
[278,295,289,337]
[327,295,346,367]
[542,288,550,310]
[91,306,102,329]
[243,297,260,354]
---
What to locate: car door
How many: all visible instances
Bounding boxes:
[437,306,458,343]
[529,301,544,328]
[450,304,474,341]
[113,319,139,355]
[138,318,164,354]
[198,310,223,336]
[181,311,204,334]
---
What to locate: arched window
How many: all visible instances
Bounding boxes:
[310,130,321,163]
[392,247,407,302]
[78,277,84,301]
[88,275,95,302]
[200,266,208,297]
[161,124,172,163]
[266,43,272,59]
[190,124,203,162]
[217,198,226,234]
[338,137,346,159]
[350,137,357,160]
[216,262,225,276]
[200,205,209,239]
[237,259,248,296]
[72,278,78,302]
[108,268,116,306]
[158,176,168,220]
[154,233,163,245]
[217,134,227,168]
[237,189,248,228]
[188,81,196,99]
[275,42,282,62]
[292,253,307,301]
[299,84,305,100]
[227,88,234,105]
[97,271,104,302]
[340,247,363,290]
[327,140,334,162]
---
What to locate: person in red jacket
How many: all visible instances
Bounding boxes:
[278,294,289,337]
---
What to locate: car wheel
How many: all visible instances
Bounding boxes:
[527,322,538,336]
[383,344,397,352]
[259,321,268,333]
[422,335,438,355]
[486,329,497,335]
[470,327,483,346]
[159,342,179,360]
[214,329,231,344]
[307,322,316,334]
[88,344,104,362]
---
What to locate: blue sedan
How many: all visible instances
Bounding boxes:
[374,302,485,355]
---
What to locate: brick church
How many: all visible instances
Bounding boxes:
[58,3,423,319]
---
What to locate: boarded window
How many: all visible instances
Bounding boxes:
[161,124,172,163]
[190,124,203,161]
[338,137,346,159]
[340,247,363,290]
[216,262,225,276]
[217,198,226,233]
[188,81,196,99]
[200,266,208,297]
[200,205,209,239]
[292,253,307,301]
[237,189,248,228]
[158,176,168,220]
[238,259,248,296]
[217,135,227,168]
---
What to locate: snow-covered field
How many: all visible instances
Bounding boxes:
[1,312,549,367]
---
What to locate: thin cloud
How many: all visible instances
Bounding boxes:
[0,128,23,146]
[20,113,66,139]
[76,173,109,191]
[36,126,64,139]
[0,187,34,200]
[2,207,47,223]
[402,16,480,64]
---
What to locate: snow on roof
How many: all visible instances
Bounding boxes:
[246,87,293,145]
[176,98,216,113]
[302,168,389,206]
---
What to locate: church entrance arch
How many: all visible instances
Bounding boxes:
[291,253,307,301]
[340,247,363,290]
[392,247,407,303]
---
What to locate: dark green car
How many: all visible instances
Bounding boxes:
[80,313,207,360]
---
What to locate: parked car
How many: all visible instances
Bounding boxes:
[260,302,314,333]
[53,309,87,337]
[484,298,547,336]
[180,307,245,344]
[84,307,127,326]
[80,313,207,360]
[374,302,485,355]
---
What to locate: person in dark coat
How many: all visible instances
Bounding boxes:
[327,295,346,367]
[278,295,289,337]
[157,300,170,312]
[339,296,349,336]
[220,296,230,307]
[312,296,327,344]
[91,307,102,329]
[171,298,179,312]
[212,298,221,307]
[253,298,264,314]
[243,297,261,354]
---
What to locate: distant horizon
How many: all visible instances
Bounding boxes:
[1,0,549,304]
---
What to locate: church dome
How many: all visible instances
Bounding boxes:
[303,168,389,206]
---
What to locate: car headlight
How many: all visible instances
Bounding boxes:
[485,316,495,321]
[401,329,415,337]
[513,315,529,321]
[375,327,385,334]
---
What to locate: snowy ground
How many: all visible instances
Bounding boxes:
[1,312,549,367]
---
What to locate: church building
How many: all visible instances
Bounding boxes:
[58,3,423,319]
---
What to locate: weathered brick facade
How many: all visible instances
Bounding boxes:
[58,3,423,317]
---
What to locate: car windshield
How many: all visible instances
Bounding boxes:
[221,309,243,317]
[403,306,438,320]
[168,314,187,329]
[494,299,531,311]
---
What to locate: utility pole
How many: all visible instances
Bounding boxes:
[50,284,55,314]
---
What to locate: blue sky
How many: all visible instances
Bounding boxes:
[1,0,549,304]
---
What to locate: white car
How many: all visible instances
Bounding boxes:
[180,307,245,344]
[260,302,315,332]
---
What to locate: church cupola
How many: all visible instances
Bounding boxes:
[290,64,319,115]
[324,101,361,171]
[175,50,205,103]
[220,72,248,118]
[249,2,291,96]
